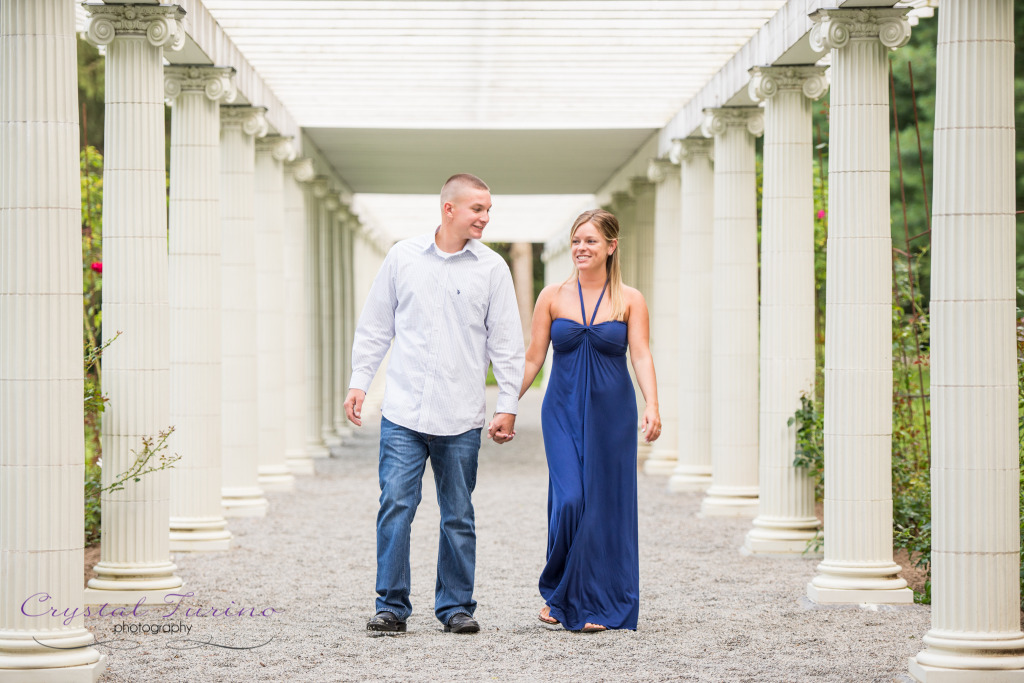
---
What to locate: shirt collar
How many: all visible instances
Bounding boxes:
[421,228,482,260]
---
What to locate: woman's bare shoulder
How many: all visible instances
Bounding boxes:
[621,284,646,305]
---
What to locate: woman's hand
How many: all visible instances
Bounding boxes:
[640,405,661,443]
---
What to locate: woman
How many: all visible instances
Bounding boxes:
[519,209,661,632]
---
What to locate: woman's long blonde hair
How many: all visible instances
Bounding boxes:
[564,209,626,321]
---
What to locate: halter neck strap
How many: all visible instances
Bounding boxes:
[576,279,609,327]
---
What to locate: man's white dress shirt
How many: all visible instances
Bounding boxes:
[349,232,525,436]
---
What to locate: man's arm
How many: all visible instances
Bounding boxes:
[345,248,398,426]
[484,262,526,443]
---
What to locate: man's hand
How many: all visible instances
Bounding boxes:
[487,413,516,445]
[344,388,366,427]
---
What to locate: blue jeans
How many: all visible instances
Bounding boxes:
[375,416,482,624]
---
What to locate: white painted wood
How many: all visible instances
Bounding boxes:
[254,137,296,491]
[0,1,105,676]
[668,139,714,493]
[220,106,269,517]
[283,159,316,475]
[910,1,1024,677]
[644,161,681,476]
[82,3,186,605]
[304,182,330,458]
[165,65,236,551]
[806,8,913,604]
[744,66,827,554]
[700,107,762,517]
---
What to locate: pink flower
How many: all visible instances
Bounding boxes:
[90,262,102,274]
[816,209,826,220]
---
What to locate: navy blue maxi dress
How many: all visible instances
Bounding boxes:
[539,280,639,630]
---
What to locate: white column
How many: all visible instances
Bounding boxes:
[910,2,1024,678]
[83,3,185,604]
[319,191,343,448]
[510,242,535,349]
[629,179,655,457]
[643,160,681,476]
[339,213,357,432]
[283,158,316,475]
[220,106,269,518]
[332,207,352,439]
[304,180,330,458]
[254,136,296,492]
[612,191,637,287]
[700,107,762,517]
[807,8,913,604]
[744,66,828,554]
[0,1,105,677]
[165,66,235,551]
[668,138,715,493]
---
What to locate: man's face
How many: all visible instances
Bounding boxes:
[444,188,492,241]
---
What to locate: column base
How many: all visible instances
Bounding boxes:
[285,449,316,475]
[257,466,295,492]
[806,569,914,605]
[700,487,759,517]
[306,440,330,459]
[0,660,106,683]
[910,659,1024,682]
[643,456,677,477]
[168,518,232,552]
[743,516,822,555]
[322,428,343,448]
[222,487,268,518]
[85,561,184,605]
[334,421,353,438]
[0,629,104,675]
[668,467,712,492]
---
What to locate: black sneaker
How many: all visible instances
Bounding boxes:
[444,613,480,634]
[367,611,406,632]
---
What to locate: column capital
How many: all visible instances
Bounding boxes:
[629,176,654,196]
[221,105,268,138]
[809,8,912,52]
[287,158,316,183]
[646,158,678,184]
[256,135,296,162]
[324,195,341,212]
[669,137,713,164]
[311,177,331,199]
[83,3,186,51]
[701,107,764,139]
[748,65,829,103]
[611,190,635,207]
[164,65,236,105]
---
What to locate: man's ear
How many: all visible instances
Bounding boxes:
[443,201,455,218]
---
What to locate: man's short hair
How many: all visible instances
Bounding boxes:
[440,173,489,205]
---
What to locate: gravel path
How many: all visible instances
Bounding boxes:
[87,388,930,682]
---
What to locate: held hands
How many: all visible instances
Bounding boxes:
[640,405,662,443]
[487,413,516,445]
[344,388,366,427]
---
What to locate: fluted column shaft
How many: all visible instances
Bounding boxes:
[332,210,352,439]
[84,4,185,604]
[220,106,268,517]
[340,216,357,426]
[644,162,681,476]
[305,182,330,457]
[318,189,342,448]
[745,67,828,554]
[165,66,235,552]
[669,140,715,493]
[700,107,762,517]
[630,179,656,304]
[0,1,105,676]
[807,8,913,603]
[612,192,637,288]
[254,138,296,491]
[283,159,315,475]
[910,2,1024,678]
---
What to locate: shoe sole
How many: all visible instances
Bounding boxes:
[367,623,407,633]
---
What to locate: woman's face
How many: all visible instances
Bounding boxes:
[571,222,615,273]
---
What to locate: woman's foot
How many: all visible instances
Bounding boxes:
[580,623,607,633]
[538,606,559,625]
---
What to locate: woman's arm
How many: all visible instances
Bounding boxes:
[625,288,662,442]
[519,285,555,398]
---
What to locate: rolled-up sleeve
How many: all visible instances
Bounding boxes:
[349,249,397,393]
[485,263,526,415]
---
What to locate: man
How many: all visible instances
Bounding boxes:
[344,173,525,634]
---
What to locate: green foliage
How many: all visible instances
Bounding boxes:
[789,394,823,502]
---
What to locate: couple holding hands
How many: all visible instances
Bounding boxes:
[343,173,660,635]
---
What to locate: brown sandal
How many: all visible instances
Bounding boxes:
[538,607,559,625]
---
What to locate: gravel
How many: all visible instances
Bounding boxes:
[87,388,931,682]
